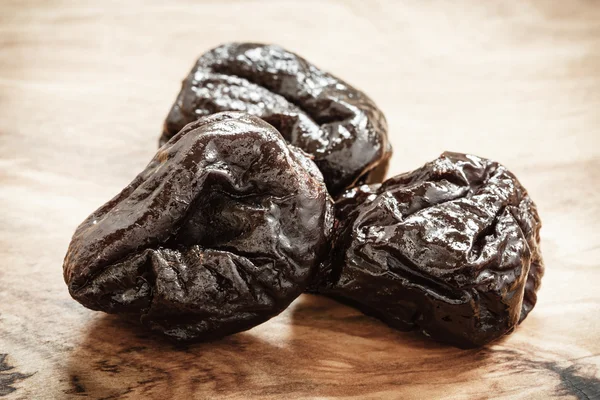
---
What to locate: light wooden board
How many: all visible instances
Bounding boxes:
[1,0,600,398]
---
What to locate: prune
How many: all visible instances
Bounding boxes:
[161,42,392,196]
[63,112,334,341]
[314,152,544,348]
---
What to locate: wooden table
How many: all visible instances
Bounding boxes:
[1,1,599,398]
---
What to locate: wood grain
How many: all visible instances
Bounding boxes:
[1,0,600,398]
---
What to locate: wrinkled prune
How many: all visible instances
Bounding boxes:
[314,152,544,348]
[161,43,392,196]
[64,112,334,341]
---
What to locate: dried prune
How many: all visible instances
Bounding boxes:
[161,42,392,196]
[64,112,334,341]
[313,152,544,348]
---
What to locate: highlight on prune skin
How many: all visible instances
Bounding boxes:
[314,152,544,348]
[161,42,392,196]
[63,112,334,341]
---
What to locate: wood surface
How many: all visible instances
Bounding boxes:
[1,0,600,398]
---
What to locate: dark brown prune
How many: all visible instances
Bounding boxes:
[314,152,544,348]
[63,112,334,341]
[161,42,392,196]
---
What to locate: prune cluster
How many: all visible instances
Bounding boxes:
[64,43,544,347]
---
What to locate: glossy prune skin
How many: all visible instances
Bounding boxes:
[161,43,392,196]
[315,152,544,348]
[64,112,334,341]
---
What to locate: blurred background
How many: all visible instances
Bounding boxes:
[3,1,598,178]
